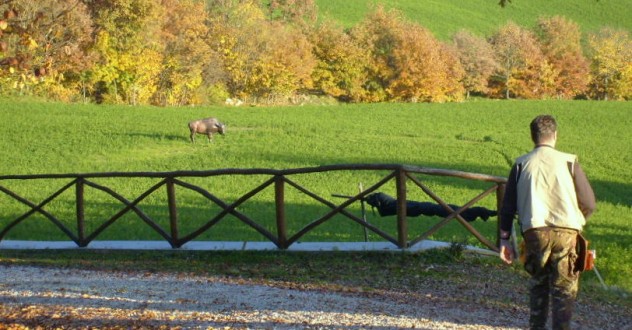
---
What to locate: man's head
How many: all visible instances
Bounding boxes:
[530,115,557,145]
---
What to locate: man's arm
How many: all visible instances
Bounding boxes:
[573,162,596,219]
[499,164,518,265]
[500,164,518,233]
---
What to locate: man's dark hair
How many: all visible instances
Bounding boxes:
[530,115,557,144]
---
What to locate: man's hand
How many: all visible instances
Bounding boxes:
[499,239,514,265]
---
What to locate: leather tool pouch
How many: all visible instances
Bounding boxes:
[575,233,595,272]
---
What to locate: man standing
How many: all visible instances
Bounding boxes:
[499,115,596,330]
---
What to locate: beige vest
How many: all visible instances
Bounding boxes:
[515,147,585,232]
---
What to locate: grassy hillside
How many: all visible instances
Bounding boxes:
[315,0,632,40]
[0,99,631,294]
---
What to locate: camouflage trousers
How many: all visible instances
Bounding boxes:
[523,227,581,330]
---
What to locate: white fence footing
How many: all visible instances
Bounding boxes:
[0,240,498,256]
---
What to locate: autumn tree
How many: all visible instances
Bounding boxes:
[153,0,218,106]
[206,1,258,100]
[208,1,315,103]
[0,1,36,77]
[0,0,94,100]
[618,63,632,100]
[452,29,498,98]
[350,6,466,103]
[87,0,163,104]
[489,21,554,99]
[388,23,465,102]
[535,16,589,99]
[587,27,632,100]
[248,22,315,101]
[310,20,369,102]
[439,44,467,102]
[348,6,402,102]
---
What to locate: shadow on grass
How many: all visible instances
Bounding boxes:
[591,179,632,208]
[0,196,498,249]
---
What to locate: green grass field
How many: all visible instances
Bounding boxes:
[315,0,632,40]
[0,99,630,293]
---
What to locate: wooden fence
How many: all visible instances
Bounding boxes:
[0,164,507,251]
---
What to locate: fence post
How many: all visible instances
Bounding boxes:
[166,177,180,248]
[76,177,87,247]
[496,183,506,248]
[395,168,408,248]
[275,175,288,249]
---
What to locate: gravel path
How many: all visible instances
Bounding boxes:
[0,265,630,329]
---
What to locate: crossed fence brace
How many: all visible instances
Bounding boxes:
[0,164,508,251]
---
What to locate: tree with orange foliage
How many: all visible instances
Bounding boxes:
[535,16,590,99]
[0,0,94,100]
[350,6,464,103]
[489,21,554,99]
[155,0,218,106]
[388,23,464,102]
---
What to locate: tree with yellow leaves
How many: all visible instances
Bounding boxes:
[348,6,401,102]
[587,27,632,100]
[310,20,369,102]
[87,0,163,104]
[209,1,315,103]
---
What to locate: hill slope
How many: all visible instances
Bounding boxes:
[315,0,632,40]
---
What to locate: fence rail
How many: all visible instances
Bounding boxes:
[0,164,507,251]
